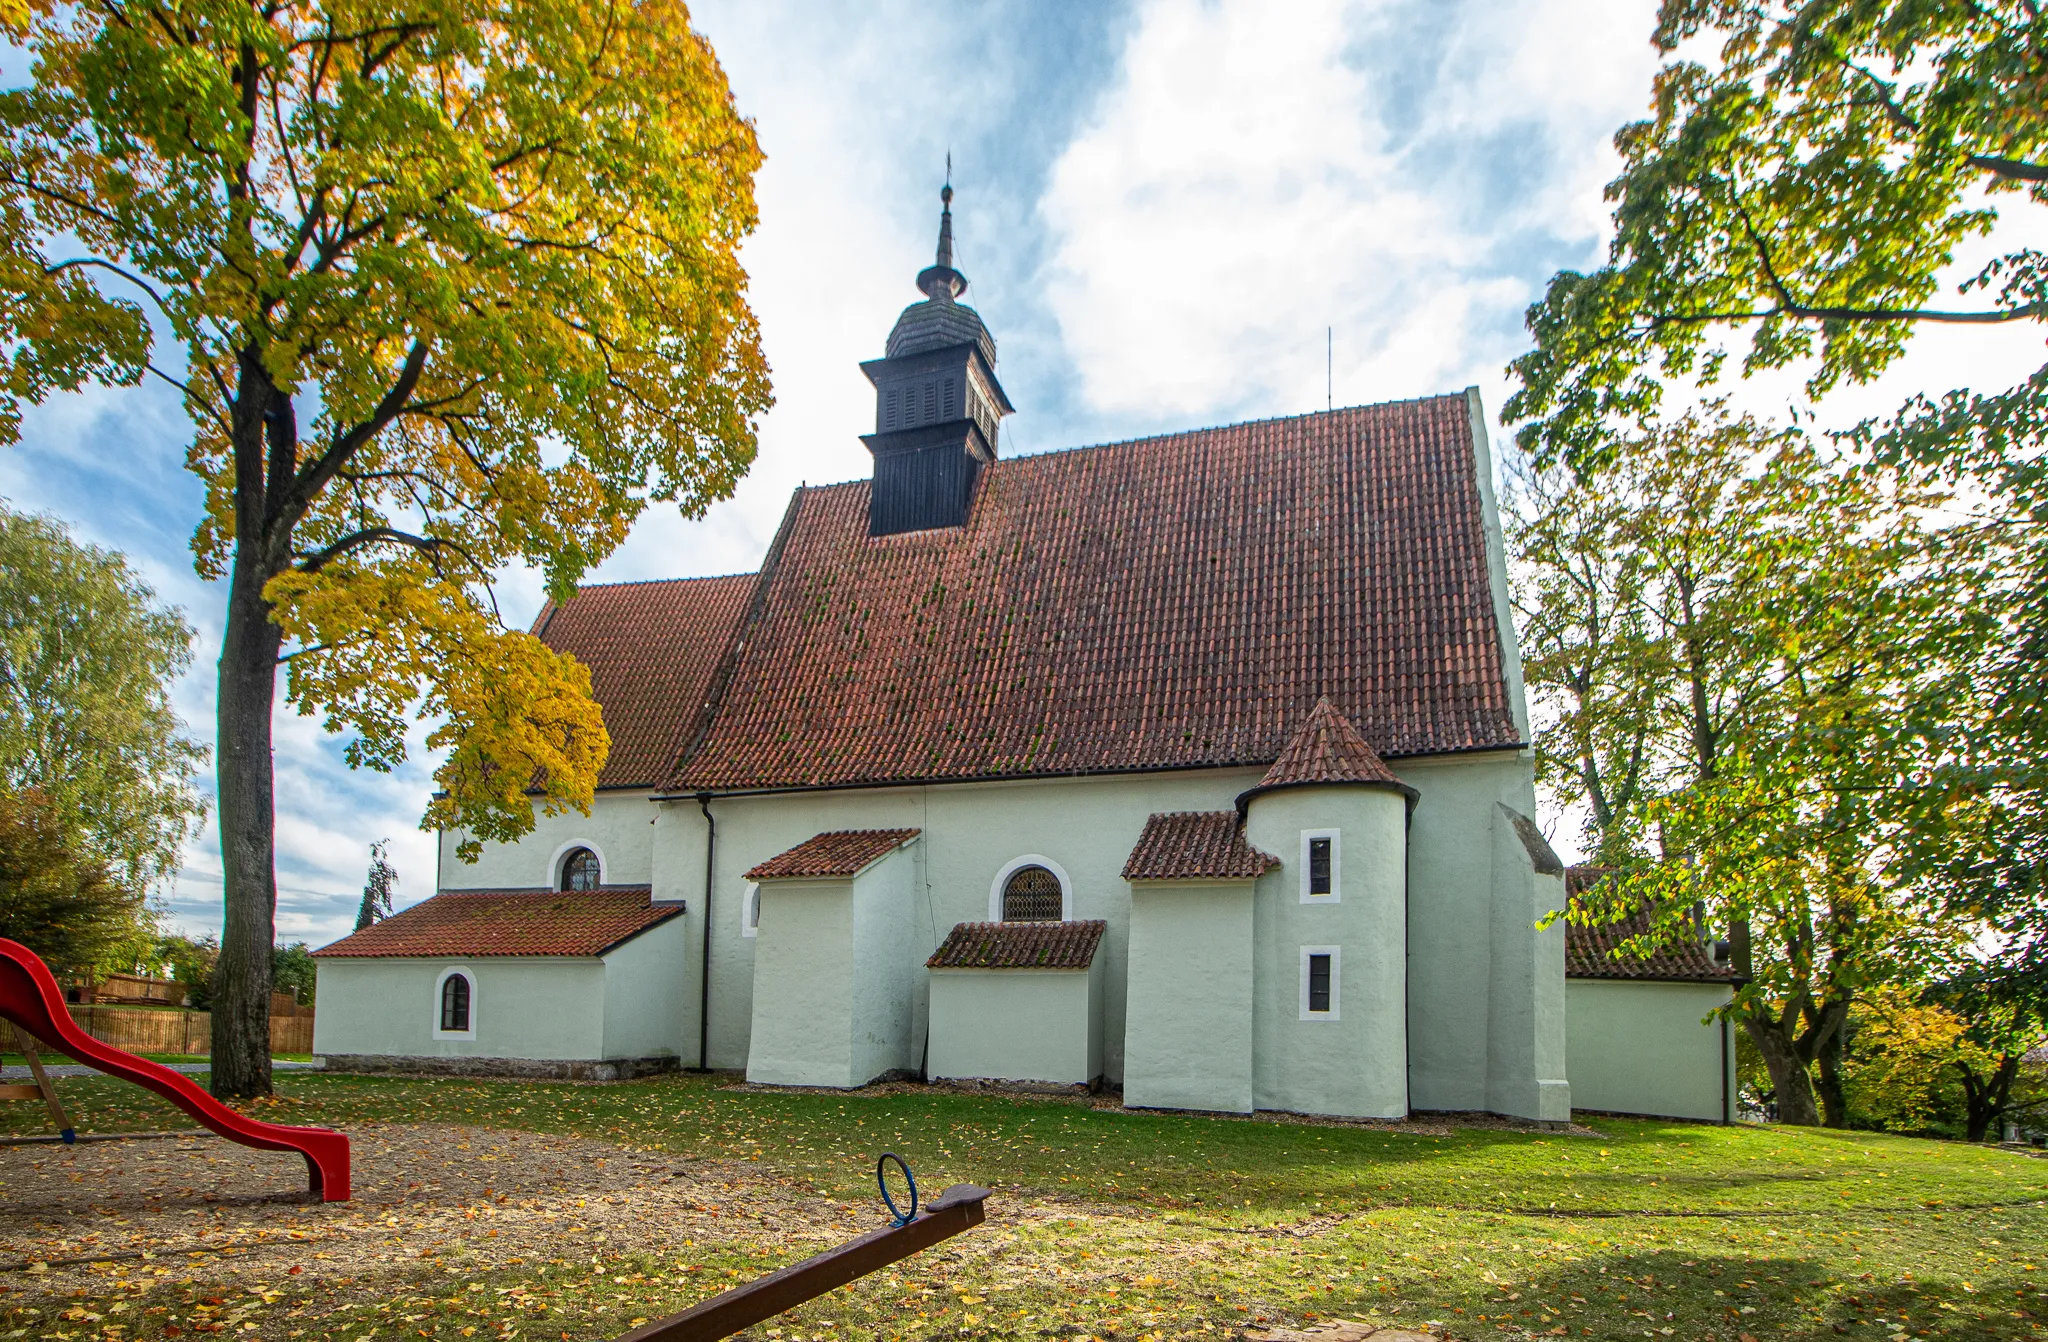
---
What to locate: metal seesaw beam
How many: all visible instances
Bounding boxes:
[613,1182,991,1342]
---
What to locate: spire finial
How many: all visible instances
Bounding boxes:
[917,163,966,301]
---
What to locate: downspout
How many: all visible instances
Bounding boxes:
[695,793,716,1072]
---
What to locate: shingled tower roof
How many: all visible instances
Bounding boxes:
[1236,696,1415,813]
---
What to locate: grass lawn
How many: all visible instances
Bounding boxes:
[2,1070,2043,1341]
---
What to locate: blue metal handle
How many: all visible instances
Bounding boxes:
[876,1151,918,1226]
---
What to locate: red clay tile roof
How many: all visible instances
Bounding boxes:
[744,829,921,881]
[1235,696,1414,811]
[1562,870,1738,983]
[926,920,1107,969]
[533,575,753,789]
[672,395,1521,791]
[1122,811,1280,881]
[311,887,677,958]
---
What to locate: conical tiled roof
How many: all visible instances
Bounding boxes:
[1235,697,1415,812]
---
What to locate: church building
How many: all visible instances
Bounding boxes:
[313,190,1737,1123]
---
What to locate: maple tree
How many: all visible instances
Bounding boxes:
[0,0,770,1095]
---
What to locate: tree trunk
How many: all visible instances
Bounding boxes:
[1817,1016,1849,1129]
[1743,1012,1821,1125]
[1961,1055,2019,1144]
[210,543,283,1098]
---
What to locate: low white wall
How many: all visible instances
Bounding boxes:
[313,957,606,1060]
[1125,882,1253,1113]
[1566,978,1732,1122]
[928,969,1096,1085]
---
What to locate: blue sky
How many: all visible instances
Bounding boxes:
[3,0,2038,947]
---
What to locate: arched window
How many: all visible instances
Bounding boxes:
[439,972,471,1032]
[560,847,601,891]
[1002,865,1064,922]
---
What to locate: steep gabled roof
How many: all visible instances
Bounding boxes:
[744,829,921,881]
[673,394,1521,791]
[1122,812,1280,881]
[926,920,1106,970]
[311,887,677,958]
[532,575,754,790]
[1234,696,1413,811]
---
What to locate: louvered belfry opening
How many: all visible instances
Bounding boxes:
[1001,865,1063,922]
[859,184,1013,536]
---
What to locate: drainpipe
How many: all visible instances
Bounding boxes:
[694,793,716,1072]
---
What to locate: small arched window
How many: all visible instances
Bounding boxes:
[560,847,601,891]
[440,973,471,1032]
[1002,865,1063,922]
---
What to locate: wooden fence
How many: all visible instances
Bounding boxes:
[3,1006,313,1057]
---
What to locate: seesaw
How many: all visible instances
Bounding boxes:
[0,937,350,1201]
[612,1154,990,1342]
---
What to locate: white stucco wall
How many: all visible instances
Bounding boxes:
[313,957,607,1060]
[928,968,1098,1085]
[1124,881,1254,1113]
[1485,804,1571,1122]
[599,918,690,1060]
[437,790,660,892]
[745,875,857,1085]
[1567,979,1734,1122]
[745,842,919,1088]
[1398,751,1566,1117]
[1242,785,1408,1118]
[850,845,919,1085]
[661,767,1270,1079]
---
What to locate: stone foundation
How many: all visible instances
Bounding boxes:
[316,1054,681,1082]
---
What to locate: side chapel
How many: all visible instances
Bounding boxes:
[314,190,1737,1123]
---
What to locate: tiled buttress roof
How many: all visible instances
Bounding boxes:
[1562,867,1739,984]
[311,887,676,958]
[532,575,754,789]
[673,395,1522,791]
[744,829,921,881]
[926,920,1107,970]
[1122,812,1279,881]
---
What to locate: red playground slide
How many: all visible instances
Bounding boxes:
[0,938,349,1201]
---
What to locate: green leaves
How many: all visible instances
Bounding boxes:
[0,504,206,890]
[1507,0,2046,469]
[0,0,769,848]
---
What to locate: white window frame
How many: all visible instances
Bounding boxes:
[548,838,608,891]
[988,854,1072,922]
[1299,828,1341,904]
[433,966,478,1040]
[1299,945,1341,1022]
[739,881,761,938]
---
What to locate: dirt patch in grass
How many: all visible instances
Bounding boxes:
[0,1122,864,1288]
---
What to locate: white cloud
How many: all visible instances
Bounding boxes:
[1040,0,1661,429]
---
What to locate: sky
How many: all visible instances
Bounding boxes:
[2,0,2040,948]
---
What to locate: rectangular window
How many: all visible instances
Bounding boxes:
[1300,829,1340,902]
[1299,945,1341,1021]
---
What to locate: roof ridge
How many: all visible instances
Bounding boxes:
[788,392,1474,494]
[569,573,758,592]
